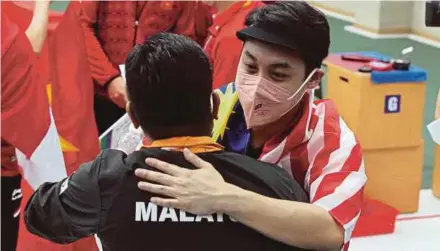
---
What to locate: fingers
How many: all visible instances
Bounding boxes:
[183,148,213,169]
[1,146,17,165]
[144,158,186,176]
[150,197,180,208]
[2,145,16,154]
[137,182,177,198]
[134,169,177,186]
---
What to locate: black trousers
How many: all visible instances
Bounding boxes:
[94,95,126,135]
[1,175,22,251]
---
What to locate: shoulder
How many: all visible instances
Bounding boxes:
[308,99,361,158]
[311,99,349,135]
[92,149,132,188]
[205,152,308,202]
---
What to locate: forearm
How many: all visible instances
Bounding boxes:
[218,185,344,251]
[25,2,50,53]
[25,160,101,244]
[25,179,79,244]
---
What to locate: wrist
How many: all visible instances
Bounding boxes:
[214,183,249,214]
[105,75,122,90]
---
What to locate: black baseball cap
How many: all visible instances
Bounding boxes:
[236,24,299,52]
[235,1,330,69]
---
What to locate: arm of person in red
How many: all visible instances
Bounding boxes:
[24,1,51,54]
[1,10,50,157]
[75,1,126,108]
[212,36,243,89]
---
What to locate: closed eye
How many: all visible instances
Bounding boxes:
[271,72,289,81]
[245,63,258,74]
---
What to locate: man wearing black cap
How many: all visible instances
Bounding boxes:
[135,2,366,251]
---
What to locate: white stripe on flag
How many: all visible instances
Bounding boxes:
[309,117,357,200]
[95,234,103,251]
[16,109,67,190]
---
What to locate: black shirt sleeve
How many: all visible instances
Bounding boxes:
[24,154,104,244]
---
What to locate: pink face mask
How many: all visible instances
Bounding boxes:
[235,69,317,129]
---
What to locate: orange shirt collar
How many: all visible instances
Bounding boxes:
[143,136,224,154]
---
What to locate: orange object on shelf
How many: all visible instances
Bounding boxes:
[324,54,426,150]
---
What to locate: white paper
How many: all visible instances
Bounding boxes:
[119,64,126,80]
[427,118,440,145]
[401,46,414,56]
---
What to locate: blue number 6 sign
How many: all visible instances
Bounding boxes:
[384,95,401,113]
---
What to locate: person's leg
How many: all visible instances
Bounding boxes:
[94,94,126,135]
[1,175,22,251]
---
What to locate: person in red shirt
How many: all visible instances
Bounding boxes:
[77,1,212,134]
[203,1,264,89]
[1,2,52,250]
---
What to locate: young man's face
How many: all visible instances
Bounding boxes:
[238,39,321,94]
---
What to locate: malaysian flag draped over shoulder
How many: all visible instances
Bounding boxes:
[213,82,367,251]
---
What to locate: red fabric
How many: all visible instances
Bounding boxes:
[18,179,99,251]
[78,1,212,88]
[1,7,50,158]
[352,199,399,237]
[1,1,63,34]
[204,1,264,89]
[2,2,100,250]
[257,93,367,251]
[42,2,101,172]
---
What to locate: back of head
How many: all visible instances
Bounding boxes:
[243,1,330,71]
[125,33,213,139]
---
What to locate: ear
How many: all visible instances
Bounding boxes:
[126,101,140,129]
[211,92,220,120]
[306,69,324,89]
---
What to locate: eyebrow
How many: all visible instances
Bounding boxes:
[245,50,292,70]
[244,51,256,61]
[270,62,291,69]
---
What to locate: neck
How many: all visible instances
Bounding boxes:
[250,100,305,149]
[213,1,237,14]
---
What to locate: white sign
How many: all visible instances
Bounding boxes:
[119,64,126,80]
[427,118,440,145]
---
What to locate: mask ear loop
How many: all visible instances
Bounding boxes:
[287,68,318,101]
[300,68,319,141]
[303,88,315,141]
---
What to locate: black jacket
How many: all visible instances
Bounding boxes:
[25,148,310,251]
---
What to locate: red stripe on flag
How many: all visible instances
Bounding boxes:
[308,114,341,190]
[311,143,363,202]
[329,188,365,226]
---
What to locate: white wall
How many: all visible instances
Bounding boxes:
[309,0,357,16]
[309,0,440,40]
[379,1,413,31]
[354,1,382,31]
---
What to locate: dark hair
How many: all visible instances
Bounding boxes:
[125,33,213,139]
[245,1,330,72]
